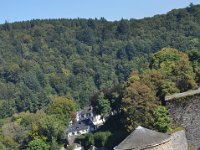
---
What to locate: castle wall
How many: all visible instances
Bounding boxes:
[171,130,188,150]
[165,90,200,149]
[144,131,188,150]
[145,140,173,150]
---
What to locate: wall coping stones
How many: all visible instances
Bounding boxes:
[165,88,200,101]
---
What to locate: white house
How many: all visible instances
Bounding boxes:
[66,106,105,143]
[76,107,94,122]
[66,119,95,138]
[92,114,105,126]
[75,107,105,126]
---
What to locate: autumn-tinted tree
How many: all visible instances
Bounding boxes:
[120,80,159,131]
[28,138,49,150]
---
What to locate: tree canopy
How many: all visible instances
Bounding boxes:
[0,4,199,149]
[0,5,200,118]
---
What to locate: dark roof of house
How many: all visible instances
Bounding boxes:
[114,126,171,150]
[78,106,93,115]
[67,119,94,133]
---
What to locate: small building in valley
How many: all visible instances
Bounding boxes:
[66,119,95,137]
[66,106,105,144]
[75,106,105,126]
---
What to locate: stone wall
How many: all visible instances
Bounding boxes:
[171,130,188,150]
[145,140,173,150]
[165,89,200,149]
[144,130,188,150]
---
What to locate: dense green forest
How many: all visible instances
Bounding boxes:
[0,4,200,149]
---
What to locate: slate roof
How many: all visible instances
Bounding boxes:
[67,119,94,133]
[114,126,171,150]
[78,106,93,116]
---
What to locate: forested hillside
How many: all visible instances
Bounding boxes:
[81,47,200,149]
[0,4,200,118]
[0,4,200,149]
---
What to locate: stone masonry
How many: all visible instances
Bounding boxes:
[145,140,173,150]
[171,130,188,150]
[165,88,200,149]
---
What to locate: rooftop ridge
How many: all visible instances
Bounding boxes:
[136,126,143,130]
[165,88,200,101]
[114,126,171,150]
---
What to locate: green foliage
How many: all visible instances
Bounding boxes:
[78,131,127,149]
[0,109,73,149]
[80,131,111,149]
[150,48,197,93]
[95,92,111,117]
[118,48,198,132]
[188,49,200,85]
[49,139,60,150]
[66,145,75,150]
[82,133,94,149]
[27,138,49,150]
[47,96,77,124]
[0,4,199,150]
[93,132,111,148]
[37,115,65,143]
[153,106,171,132]
[105,131,128,150]
[0,142,6,150]
[0,5,199,116]
[0,135,19,150]
[0,100,16,119]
